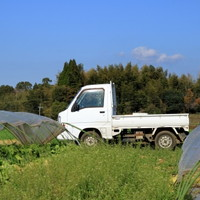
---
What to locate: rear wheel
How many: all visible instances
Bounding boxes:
[80,131,101,146]
[155,131,177,149]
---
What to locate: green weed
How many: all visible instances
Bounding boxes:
[0,140,67,185]
[0,144,181,200]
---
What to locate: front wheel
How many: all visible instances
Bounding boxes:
[155,131,177,149]
[80,131,101,146]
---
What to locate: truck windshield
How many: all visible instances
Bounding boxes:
[74,89,104,110]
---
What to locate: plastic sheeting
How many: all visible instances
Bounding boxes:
[0,111,65,145]
[178,125,200,199]
[179,125,200,177]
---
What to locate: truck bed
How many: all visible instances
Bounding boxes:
[112,113,189,129]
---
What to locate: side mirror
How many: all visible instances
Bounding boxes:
[72,103,80,112]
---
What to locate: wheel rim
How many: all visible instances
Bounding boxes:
[84,136,98,146]
[158,135,173,148]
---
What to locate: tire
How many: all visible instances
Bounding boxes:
[80,131,101,146]
[155,131,177,149]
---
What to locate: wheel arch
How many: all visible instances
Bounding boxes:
[153,127,176,138]
[153,127,184,142]
[79,128,102,140]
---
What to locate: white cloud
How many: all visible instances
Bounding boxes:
[131,46,183,63]
[157,53,183,62]
[132,46,157,59]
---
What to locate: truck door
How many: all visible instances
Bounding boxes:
[69,88,108,125]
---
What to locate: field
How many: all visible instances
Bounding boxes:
[189,114,200,130]
[0,114,199,199]
[0,144,182,200]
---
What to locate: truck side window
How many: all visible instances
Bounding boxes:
[72,89,104,111]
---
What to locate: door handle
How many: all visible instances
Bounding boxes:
[100,111,105,113]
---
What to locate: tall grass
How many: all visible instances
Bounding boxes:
[0,144,181,200]
[176,161,200,200]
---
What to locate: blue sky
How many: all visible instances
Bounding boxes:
[0,0,200,86]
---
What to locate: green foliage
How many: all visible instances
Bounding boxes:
[0,94,18,111]
[24,89,44,114]
[0,160,11,185]
[50,85,75,119]
[0,85,15,97]
[85,68,99,84]
[24,82,53,116]
[163,89,185,113]
[42,78,52,87]
[0,85,16,111]
[1,59,200,116]
[51,101,67,119]
[52,85,75,103]
[0,140,67,185]
[0,144,181,200]
[57,59,84,89]
[15,81,32,91]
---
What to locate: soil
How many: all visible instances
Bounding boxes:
[0,139,21,145]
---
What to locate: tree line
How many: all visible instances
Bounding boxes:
[0,59,200,119]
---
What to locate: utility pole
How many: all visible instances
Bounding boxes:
[38,103,43,115]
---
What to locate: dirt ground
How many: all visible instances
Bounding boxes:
[0,139,21,145]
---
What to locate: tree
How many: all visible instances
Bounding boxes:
[0,93,17,111]
[2,61,200,116]
[85,68,99,85]
[51,101,67,120]
[194,74,200,97]
[119,82,135,114]
[179,74,194,93]
[52,85,75,103]
[184,89,195,112]
[24,89,45,114]
[0,85,15,97]
[57,59,84,90]
[42,78,52,87]
[132,90,148,112]
[16,81,32,91]
[163,89,184,113]
[168,74,179,89]
[194,98,200,112]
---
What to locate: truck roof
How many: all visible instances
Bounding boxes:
[81,83,111,89]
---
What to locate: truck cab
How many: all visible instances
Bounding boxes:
[58,83,116,142]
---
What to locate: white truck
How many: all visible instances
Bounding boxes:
[57,82,189,149]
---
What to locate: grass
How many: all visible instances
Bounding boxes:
[0,128,15,140]
[0,144,182,200]
[0,114,199,199]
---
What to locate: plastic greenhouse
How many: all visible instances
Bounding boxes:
[0,111,65,145]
